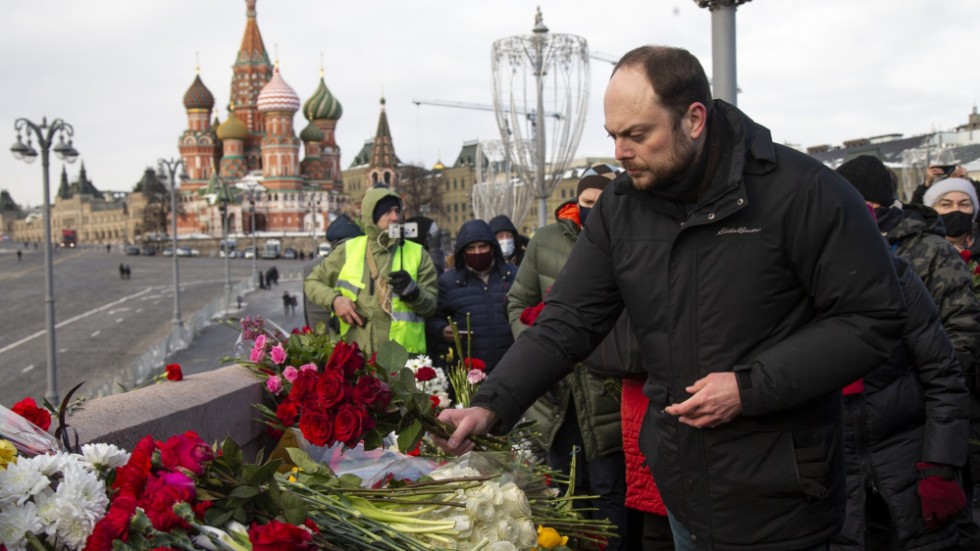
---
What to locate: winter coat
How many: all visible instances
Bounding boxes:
[621,377,666,516]
[304,187,438,356]
[489,214,528,267]
[832,256,969,551]
[473,100,906,550]
[303,217,363,333]
[427,220,516,372]
[883,202,980,390]
[506,201,624,461]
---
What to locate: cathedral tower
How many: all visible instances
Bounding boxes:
[230,0,273,172]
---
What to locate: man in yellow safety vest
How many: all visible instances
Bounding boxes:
[304,187,438,355]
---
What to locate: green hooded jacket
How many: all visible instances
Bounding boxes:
[304,188,438,356]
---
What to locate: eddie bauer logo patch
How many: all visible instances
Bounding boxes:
[716,226,762,236]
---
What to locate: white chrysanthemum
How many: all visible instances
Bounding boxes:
[0,460,49,506]
[80,443,130,469]
[0,500,43,550]
[500,482,532,518]
[26,452,70,477]
[405,355,433,370]
[466,495,496,523]
[518,519,537,548]
[37,460,108,548]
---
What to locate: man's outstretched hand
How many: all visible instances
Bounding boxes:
[433,406,498,456]
[664,372,742,428]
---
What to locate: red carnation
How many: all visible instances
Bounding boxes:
[165,363,183,381]
[276,400,300,427]
[415,367,437,382]
[961,249,972,263]
[141,474,194,531]
[249,520,315,551]
[429,395,441,409]
[519,301,546,326]
[11,397,51,431]
[326,341,365,376]
[159,431,214,476]
[463,358,486,371]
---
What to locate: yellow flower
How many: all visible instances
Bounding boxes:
[535,525,568,548]
[0,439,17,469]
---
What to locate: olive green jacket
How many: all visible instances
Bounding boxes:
[304,188,438,356]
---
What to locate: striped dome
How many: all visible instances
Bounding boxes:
[303,77,343,121]
[257,66,300,113]
[183,74,214,110]
[299,121,324,143]
[216,113,249,141]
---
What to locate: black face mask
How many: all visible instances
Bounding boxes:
[578,206,591,226]
[940,211,975,238]
[464,251,494,271]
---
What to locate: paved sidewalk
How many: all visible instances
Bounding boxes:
[168,269,308,376]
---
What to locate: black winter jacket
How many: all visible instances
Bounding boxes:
[427,220,516,372]
[472,101,907,550]
[832,256,969,551]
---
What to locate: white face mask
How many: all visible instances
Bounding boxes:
[498,238,515,257]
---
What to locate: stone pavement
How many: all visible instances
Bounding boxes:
[167,268,308,377]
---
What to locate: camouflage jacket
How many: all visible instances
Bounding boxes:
[885,203,980,388]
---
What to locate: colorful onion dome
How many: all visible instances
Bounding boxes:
[257,66,300,112]
[299,121,324,143]
[216,112,249,141]
[303,76,343,121]
[183,74,215,110]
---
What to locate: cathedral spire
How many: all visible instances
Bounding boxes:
[368,97,399,188]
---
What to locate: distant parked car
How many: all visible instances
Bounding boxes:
[176,246,199,257]
[282,247,298,260]
[162,248,174,257]
[243,247,256,259]
[124,245,140,256]
[317,242,332,257]
[141,246,156,256]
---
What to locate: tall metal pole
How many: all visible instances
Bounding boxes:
[533,23,548,229]
[249,194,258,285]
[695,0,751,105]
[221,203,232,309]
[11,117,79,404]
[158,157,184,329]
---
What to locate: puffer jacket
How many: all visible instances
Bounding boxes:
[832,256,969,551]
[506,201,623,461]
[427,220,516,372]
[474,100,906,549]
[884,202,980,390]
[304,187,438,356]
[622,377,667,516]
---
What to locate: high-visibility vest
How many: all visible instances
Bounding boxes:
[335,236,426,353]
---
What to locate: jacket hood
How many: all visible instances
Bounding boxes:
[488,214,519,236]
[325,213,363,244]
[554,200,580,226]
[887,202,945,242]
[453,219,507,275]
[360,187,401,243]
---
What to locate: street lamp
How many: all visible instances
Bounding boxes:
[158,157,187,330]
[307,194,322,256]
[248,192,259,285]
[11,117,79,404]
[216,176,235,310]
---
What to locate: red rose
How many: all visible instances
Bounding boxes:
[463,358,486,371]
[298,409,334,446]
[249,520,314,551]
[165,363,183,381]
[289,370,318,407]
[276,400,300,427]
[353,375,382,405]
[356,406,376,432]
[159,431,214,476]
[315,369,345,409]
[333,404,364,447]
[415,367,437,382]
[193,500,213,519]
[429,395,441,409]
[961,249,972,263]
[11,397,51,431]
[326,341,365,377]
[374,382,392,410]
[519,301,546,326]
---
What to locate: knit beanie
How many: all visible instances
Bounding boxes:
[576,163,621,198]
[923,178,979,221]
[835,155,896,206]
[372,195,402,224]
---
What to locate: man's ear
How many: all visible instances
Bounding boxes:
[683,102,708,140]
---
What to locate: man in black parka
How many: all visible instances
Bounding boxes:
[437,46,907,550]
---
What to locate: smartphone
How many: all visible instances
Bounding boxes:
[932,164,957,176]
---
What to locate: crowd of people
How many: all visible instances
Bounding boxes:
[304,46,980,550]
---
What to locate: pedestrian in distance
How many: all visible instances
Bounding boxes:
[16,250,22,261]
[119,263,126,280]
[124,265,131,279]
[435,45,906,551]
[283,291,292,316]
[258,271,265,290]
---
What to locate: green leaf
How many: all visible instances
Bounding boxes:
[229,485,261,498]
[205,507,234,527]
[286,448,335,477]
[232,506,247,523]
[338,473,365,488]
[244,460,281,485]
[362,430,382,451]
[397,418,423,453]
[376,341,409,374]
[221,438,244,470]
[279,490,309,525]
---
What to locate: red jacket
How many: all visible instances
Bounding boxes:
[621,378,666,516]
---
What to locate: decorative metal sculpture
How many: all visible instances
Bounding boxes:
[471,139,532,228]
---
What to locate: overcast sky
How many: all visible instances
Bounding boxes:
[2,0,977,208]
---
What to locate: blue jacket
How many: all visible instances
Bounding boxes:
[427,220,516,372]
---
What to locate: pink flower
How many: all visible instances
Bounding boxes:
[467,369,487,385]
[266,375,283,394]
[254,334,267,350]
[250,347,266,363]
[300,363,317,373]
[283,366,299,383]
[270,344,287,365]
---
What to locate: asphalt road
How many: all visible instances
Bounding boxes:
[0,241,308,407]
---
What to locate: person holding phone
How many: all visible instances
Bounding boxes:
[909,163,979,205]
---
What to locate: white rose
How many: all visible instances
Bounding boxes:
[494,517,520,542]
[466,495,496,523]
[500,482,532,518]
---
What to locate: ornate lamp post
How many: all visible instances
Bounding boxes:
[10,117,79,403]
[248,192,259,285]
[158,157,187,329]
[216,178,235,310]
[694,0,752,105]
[307,194,322,255]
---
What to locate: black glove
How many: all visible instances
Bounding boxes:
[388,270,420,302]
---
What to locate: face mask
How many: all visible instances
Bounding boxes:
[498,238,515,257]
[578,206,592,226]
[464,251,494,271]
[941,210,974,238]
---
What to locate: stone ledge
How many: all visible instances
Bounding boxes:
[62,365,269,457]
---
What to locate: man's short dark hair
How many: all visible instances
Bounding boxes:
[613,46,712,127]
